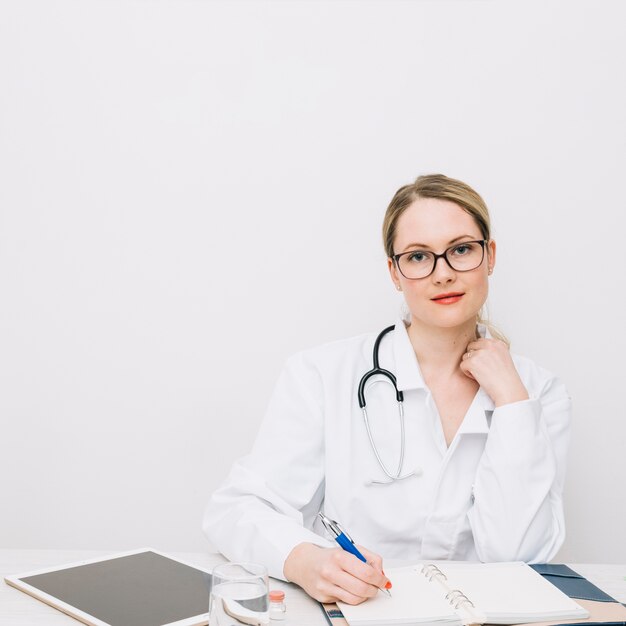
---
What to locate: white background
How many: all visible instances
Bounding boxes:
[1,1,624,562]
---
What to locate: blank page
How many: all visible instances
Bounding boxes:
[338,566,461,626]
[438,562,586,622]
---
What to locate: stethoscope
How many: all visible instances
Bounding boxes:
[358,325,419,486]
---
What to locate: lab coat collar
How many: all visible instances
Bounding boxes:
[392,318,427,392]
[391,318,496,428]
[463,321,496,433]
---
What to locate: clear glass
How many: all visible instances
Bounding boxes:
[393,239,486,279]
[209,562,269,626]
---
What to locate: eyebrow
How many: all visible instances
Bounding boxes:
[401,235,479,253]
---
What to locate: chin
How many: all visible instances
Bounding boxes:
[411,308,481,330]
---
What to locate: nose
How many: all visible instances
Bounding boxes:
[431,255,455,284]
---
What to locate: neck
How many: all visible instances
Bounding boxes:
[407,317,478,378]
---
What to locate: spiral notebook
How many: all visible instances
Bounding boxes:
[336,562,590,626]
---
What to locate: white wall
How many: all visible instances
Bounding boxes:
[1,0,624,562]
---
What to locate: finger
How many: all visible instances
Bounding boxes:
[459,360,476,380]
[332,568,381,600]
[310,575,370,605]
[356,545,383,571]
[356,546,392,589]
[339,552,388,590]
[328,582,371,606]
[462,346,482,361]
[467,338,506,352]
[466,337,498,349]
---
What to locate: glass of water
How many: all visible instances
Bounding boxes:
[209,562,269,626]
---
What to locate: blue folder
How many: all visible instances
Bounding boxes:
[529,564,626,626]
[530,564,617,603]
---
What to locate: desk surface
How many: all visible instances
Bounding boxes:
[2,549,626,626]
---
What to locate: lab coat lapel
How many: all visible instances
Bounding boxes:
[456,388,495,435]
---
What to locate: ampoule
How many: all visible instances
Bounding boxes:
[269,589,286,621]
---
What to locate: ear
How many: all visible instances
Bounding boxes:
[487,239,496,273]
[388,257,402,290]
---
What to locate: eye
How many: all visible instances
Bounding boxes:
[407,251,430,263]
[451,242,476,256]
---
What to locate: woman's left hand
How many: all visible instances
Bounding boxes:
[460,338,529,407]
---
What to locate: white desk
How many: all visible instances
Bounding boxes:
[2,549,626,625]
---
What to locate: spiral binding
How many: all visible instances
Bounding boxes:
[445,589,475,610]
[421,565,476,612]
[420,564,447,582]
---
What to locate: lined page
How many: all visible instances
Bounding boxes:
[337,566,462,626]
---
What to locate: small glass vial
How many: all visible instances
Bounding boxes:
[269,589,286,621]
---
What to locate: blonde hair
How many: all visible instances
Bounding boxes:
[382,173,507,344]
[383,173,490,258]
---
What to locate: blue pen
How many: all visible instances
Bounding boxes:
[318,512,392,596]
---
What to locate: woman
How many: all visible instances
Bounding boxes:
[203,174,570,605]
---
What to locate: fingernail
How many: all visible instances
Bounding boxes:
[385,581,392,589]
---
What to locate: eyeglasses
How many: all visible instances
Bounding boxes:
[393,239,487,280]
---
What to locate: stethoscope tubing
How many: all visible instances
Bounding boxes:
[358,325,416,484]
[357,325,403,408]
[361,403,407,480]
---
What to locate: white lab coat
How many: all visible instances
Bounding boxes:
[203,319,570,580]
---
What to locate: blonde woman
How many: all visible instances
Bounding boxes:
[203,174,570,605]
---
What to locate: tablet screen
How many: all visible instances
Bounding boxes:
[14,550,211,626]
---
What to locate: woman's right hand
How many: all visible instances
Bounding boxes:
[283,542,391,604]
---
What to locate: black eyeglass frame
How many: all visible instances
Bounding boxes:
[392,239,488,280]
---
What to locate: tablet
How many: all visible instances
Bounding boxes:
[4,548,213,626]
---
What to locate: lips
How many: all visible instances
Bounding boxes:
[431,292,465,304]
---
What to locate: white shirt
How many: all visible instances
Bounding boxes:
[203,319,571,580]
